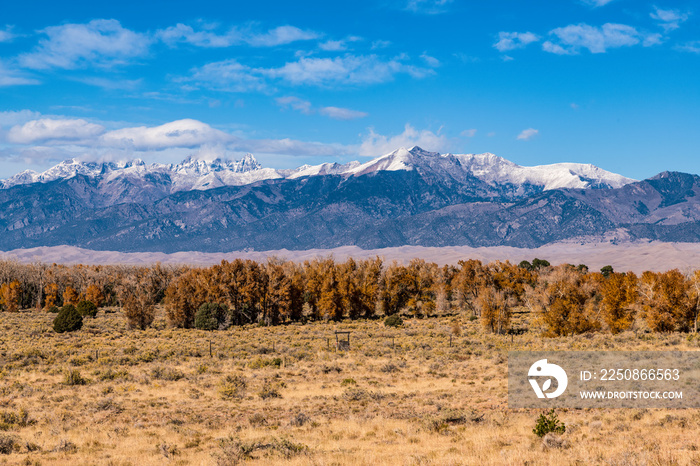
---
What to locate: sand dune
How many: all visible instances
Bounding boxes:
[2,241,700,273]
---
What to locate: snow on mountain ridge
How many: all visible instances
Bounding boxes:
[0,147,636,192]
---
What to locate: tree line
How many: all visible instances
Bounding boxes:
[0,257,698,336]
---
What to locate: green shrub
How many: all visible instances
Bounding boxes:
[195,302,228,330]
[341,378,357,386]
[76,300,98,318]
[533,409,566,437]
[47,305,59,313]
[384,314,403,327]
[53,305,83,333]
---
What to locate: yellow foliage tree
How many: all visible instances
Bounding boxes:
[599,272,638,334]
[63,286,80,306]
[44,283,59,310]
[0,280,22,312]
[85,284,104,308]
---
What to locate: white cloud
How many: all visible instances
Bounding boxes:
[405,0,454,15]
[544,23,646,54]
[319,40,347,51]
[268,55,434,87]
[643,33,664,47]
[581,0,616,7]
[182,59,267,93]
[275,97,367,120]
[19,19,151,70]
[0,26,17,43]
[676,41,700,53]
[517,128,539,141]
[78,77,143,90]
[100,119,231,150]
[420,53,441,67]
[276,96,313,115]
[319,107,368,120]
[0,116,356,164]
[0,62,40,87]
[157,23,319,48]
[359,124,449,156]
[0,110,42,128]
[461,129,477,138]
[247,25,320,47]
[371,40,392,49]
[157,23,236,47]
[650,7,690,32]
[6,119,105,144]
[234,138,352,157]
[494,32,540,52]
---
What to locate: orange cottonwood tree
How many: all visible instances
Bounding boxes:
[598,272,638,334]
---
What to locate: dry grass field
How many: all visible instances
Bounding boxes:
[0,308,699,465]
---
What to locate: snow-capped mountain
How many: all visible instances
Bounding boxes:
[0,146,636,194]
[0,145,697,253]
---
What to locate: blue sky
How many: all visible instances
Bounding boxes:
[0,0,698,180]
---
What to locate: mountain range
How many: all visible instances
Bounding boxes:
[1,146,698,253]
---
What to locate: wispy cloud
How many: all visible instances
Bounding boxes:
[181,59,268,93]
[494,32,540,52]
[517,128,539,140]
[359,124,449,156]
[420,53,440,67]
[650,6,690,32]
[247,25,320,47]
[675,41,700,54]
[276,97,367,120]
[461,129,477,138]
[404,0,454,15]
[77,77,142,90]
[0,61,40,87]
[19,19,151,70]
[157,23,319,48]
[0,110,42,128]
[6,118,105,144]
[268,54,434,87]
[371,40,392,50]
[319,107,368,120]
[275,96,313,115]
[319,40,347,52]
[182,54,432,92]
[0,25,17,43]
[580,0,616,7]
[542,23,655,55]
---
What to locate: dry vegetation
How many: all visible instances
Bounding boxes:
[0,307,699,465]
[1,258,700,464]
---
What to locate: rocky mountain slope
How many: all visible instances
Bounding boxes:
[2,147,696,253]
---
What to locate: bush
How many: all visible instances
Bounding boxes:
[53,305,83,333]
[195,302,228,330]
[219,375,247,400]
[76,300,98,318]
[384,314,403,327]
[533,409,566,437]
[63,369,88,386]
[259,380,282,399]
[0,434,17,454]
[47,305,60,313]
